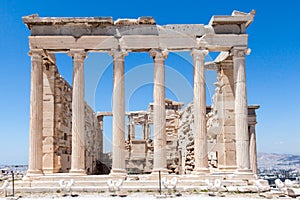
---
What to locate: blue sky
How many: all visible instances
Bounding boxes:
[0,0,299,164]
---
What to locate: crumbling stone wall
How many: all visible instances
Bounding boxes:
[125,111,153,174]
[125,100,183,174]
[177,103,194,174]
[42,62,102,174]
[84,105,102,174]
[177,66,258,174]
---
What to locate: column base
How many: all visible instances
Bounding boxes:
[69,169,86,175]
[26,169,43,176]
[23,170,44,180]
[109,168,127,177]
[235,168,253,174]
[151,168,169,175]
[192,167,210,175]
[43,168,60,174]
[231,168,256,180]
[218,165,237,172]
[148,168,169,180]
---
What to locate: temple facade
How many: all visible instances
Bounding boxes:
[21,10,267,192]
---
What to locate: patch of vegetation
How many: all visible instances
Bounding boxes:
[193,189,200,194]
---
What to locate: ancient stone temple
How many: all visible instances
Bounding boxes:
[20,10,268,192]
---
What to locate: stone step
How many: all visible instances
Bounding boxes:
[7,184,260,194]
[36,174,111,181]
[13,180,248,191]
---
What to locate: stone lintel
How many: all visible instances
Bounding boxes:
[198,34,248,51]
[127,111,149,115]
[97,111,113,116]
[28,34,248,53]
[205,62,218,70]
[248,105,260,110]
[206,62,233,70]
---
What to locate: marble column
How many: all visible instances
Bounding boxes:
[143,123,149,140]
[110,49,128,175]
[150,49,168,174]
[232,47,251,171]
[68,49,87,174]
[191,49,209,174]
[249,124,258,174]
[145,123,150,140]
[129,122,135,140]
[27,49,44,176]
[97,115,104,159]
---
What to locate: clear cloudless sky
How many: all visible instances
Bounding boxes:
[0,0,299,165]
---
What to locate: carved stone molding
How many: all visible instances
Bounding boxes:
[68,49,87,61]
[230,47,249,57]
[190,48,209,60]
[149,49,168,60]
[28,49,44,61]
[110,48,128,61]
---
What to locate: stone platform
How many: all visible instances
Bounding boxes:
[9,174,269,194]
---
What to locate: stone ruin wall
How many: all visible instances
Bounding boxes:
[40,63,257,175]
[177,103,194,174]
[125,111,153,174]
[42,62,102,174]
[177,66,238,174]
[124,100,183,174]
[84,105,103,174]
[177,66,258,174]
[122,65,258,175]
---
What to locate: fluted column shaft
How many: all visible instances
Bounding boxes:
[110,49,127,175]
[150,49,168,173]
[249,125,258,174]
[68,49,87,174]
[232,47,250,171]
[27,49,44,175]
[191,49,209,174]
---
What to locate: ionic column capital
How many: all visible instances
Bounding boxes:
[110,48,128,61]
[191,48,209,59]
[68,49,87,61]
[230,47,250,57]
[28,49,44,59]
[149,49,168,60]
